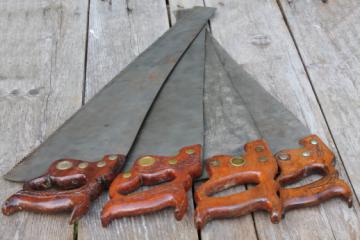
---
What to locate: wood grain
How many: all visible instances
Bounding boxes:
[168,0,204,25]
[278,0,360,199]
[207,1,360,239]
[2,0,360,239]
[277,0,360,239]
[78,1,198,239]
[84,0,170,101]
[0,0,88,239]
[102,145,201,227]
[170,0,360,239]
[3,155,125,224]
[206,1,360,239]
[195,140,281,229]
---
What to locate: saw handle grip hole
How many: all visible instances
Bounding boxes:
[280,171,325,189]
[116,170,177,195]
[101,145,202,227]
[200,176,260,197]
[208,183,259,197]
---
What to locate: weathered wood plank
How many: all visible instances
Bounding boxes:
[85,0,170,101]
[277,0,360,238]
[0,0,88,239]
[206,1,360,239]
[171,0,360,239]
[78,1,199,239]
[278,0,360,199]
[168,0,204,25]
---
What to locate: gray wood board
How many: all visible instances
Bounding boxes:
[206,0,360,239]
[170,0,360,239]
[0,0,88,239]
[278,0,360,200]
[2,0,360,239]
[84,0,171,101]
[278,0,360,238]
[78,1,198,239]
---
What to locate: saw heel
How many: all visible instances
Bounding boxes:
[194,140,281,229]
[276,135,352,215]
[101,145,202,227]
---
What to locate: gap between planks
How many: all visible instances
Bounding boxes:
[170,0,360,239]
[275,0,359,207]
[74,0,91,237]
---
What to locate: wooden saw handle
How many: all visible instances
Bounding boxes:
[2,155,125,224]
[194,140,281,229]
[276,135,352,215]
[280,173,352,212]
[101,145,202,227]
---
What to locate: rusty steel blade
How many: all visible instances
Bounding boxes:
[125,29,206,175]
[209,36,309,154]
[5,7,215,182]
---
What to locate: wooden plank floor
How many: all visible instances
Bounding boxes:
[1,0,359,239]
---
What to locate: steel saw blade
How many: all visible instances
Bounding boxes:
[5,7,215,182]
[208,35,309,154]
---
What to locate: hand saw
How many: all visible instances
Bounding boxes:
[2,6,352,229]
[1,7,214,224]
[194,35,353,229]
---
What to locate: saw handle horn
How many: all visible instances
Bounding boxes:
[276,135,353,214]
[2,155,125,224]
[194,140,282,229]
[101,145,202,227]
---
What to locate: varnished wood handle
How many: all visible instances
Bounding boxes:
[276,135,352,215]
[194,140,281,229]
[280,173,352,212]
[101,145,202,227]
[195,135,352,229]
[2,155,125,224]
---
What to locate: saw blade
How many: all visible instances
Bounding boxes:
[203,33,260,159]
[5,7,215,182]
[125,29,205,174]
[209,36,310,154]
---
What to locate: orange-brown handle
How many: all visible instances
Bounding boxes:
[276,135,352,215]
[280,173,352,212]
[194,140,281,229]
[2,155,125,224]
[276,135,335,184]
[101,145,202,227]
